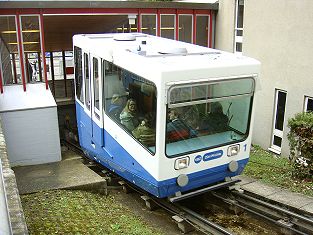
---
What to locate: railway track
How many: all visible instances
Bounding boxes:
[62,141,313,235]
[62,140,236,234]
[211,190,313,235]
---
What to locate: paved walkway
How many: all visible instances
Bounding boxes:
[235,175,313,216]
[13,150,106,195]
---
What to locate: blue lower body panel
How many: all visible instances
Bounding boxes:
[76,103,248,198]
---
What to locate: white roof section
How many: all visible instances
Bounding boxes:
[0,83,57,112]
[73,33,260,74]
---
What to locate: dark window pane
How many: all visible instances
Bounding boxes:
[196,16,208,47]
[237,1,244,28]
[179,15,192,43]
[84,53,90,110]
[236,42,242,52]
[141,15,156,36]
[275,91,287,131]
[307,98,313,112]
[161,15,175,39]
[74,46,84,103]
[273,136,282,147]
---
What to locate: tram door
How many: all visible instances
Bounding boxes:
[83,51,93,140]
[91,55,104,147]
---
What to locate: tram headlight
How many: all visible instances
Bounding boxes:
[227,144,240,157]
[174,157,190,170]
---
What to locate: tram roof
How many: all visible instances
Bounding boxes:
[74,33,260,77]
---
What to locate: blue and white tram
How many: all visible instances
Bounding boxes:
[73,33,260,199]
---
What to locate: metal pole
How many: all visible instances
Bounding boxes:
[62,51,67,97]
[16,12,26,91]
[39,12,48,89]
[49,52,55,96]
[12,54,17,84]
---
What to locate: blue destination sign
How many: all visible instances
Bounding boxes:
[203,150,223,161]
[194,150,223,164]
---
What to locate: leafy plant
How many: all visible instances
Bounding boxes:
[287,112,313,179]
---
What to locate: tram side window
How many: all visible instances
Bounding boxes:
[74,46,84,103]
[104,60,157,153]
[84,53,91,110]
[93,57,100,119]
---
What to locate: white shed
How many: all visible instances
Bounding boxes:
[0,83,61,166]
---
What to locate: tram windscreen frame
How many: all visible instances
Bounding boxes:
[165,77,255,157]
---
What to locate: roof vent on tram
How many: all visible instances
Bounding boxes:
[158,47,188,55]
[113,34,136,41]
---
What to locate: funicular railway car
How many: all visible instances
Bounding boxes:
[73,33,260,200]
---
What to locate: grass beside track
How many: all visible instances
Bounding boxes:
[21,146,313,234]
[21,190,163,235]
[244,145,313,197]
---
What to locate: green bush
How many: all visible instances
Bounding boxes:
[287,112,313,179]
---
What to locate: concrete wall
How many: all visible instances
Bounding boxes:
[244,0,313,156]
[216,0,313,156]
[215,0,236,52]
[0,118,28,234]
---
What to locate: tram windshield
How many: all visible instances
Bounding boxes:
[165,78,254,157]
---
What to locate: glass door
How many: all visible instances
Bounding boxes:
[270,90,287,154]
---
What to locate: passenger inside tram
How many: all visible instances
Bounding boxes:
[108,94,124,122]
[120,98,140,132]
[200,102,229,133]
[132,112,156,146]
[166,108,195,142]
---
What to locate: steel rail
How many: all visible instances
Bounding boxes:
[140,192,235,235]
[178,205,234,235]
[109,177,235,235]
[232,191,313,225]
[212,190,313,235]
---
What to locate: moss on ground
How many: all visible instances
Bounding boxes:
[21,190,163,235]
[244,145,313,197]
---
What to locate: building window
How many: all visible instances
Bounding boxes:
[0,16,21,85]
[21,15,43,83]
[234,0,244,54]
[196,15,209,47]
[304,96,313,112]
[141,14,157,36]
[178,15,192,43]
[160,14,175,40]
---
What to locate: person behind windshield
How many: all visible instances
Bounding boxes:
[120,98,139,132]
[200,102,229,133]
[166,109,193,142]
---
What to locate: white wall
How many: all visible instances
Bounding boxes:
[1,107,61,166]
[216,0,313,156]
[215,0,236,52]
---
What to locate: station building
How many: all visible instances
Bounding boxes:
[0,0,312,158]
